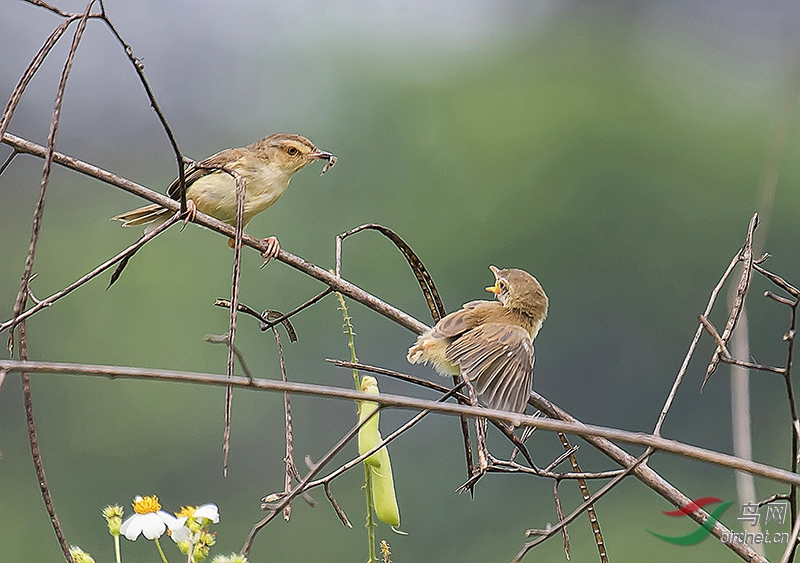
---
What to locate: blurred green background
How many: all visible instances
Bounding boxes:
[2,1,800,561]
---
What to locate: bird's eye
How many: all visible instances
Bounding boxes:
[498,280,508,292]
[286,146,299,156]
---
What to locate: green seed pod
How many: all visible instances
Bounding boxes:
[358,376,382,467]
[370,447,400,526]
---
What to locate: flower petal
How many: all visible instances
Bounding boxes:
[194,504,219,523]
[170,525,191,543]
[158,511,186,530]
[140,513,167,540]
[120,514,144,541]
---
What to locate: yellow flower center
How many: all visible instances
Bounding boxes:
[133,495,162,514]
[175,505,197,519]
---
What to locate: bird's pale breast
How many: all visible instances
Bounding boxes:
[187,157,291,227]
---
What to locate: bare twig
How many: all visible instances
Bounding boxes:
[552,480,570,560]
[557,433,608,563]
[270,326,295,522]
[0,149,19,175]
[699,315,786,375]
[222,172,247,476]
[212,300,299,343]
[0,13,91,140]
[756,264,800,297]
[703,213,759,388]
[528,392,769,562]
[324,482,352,528]
[758,493,791,508]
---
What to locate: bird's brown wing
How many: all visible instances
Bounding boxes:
[431,300,499,338]
[166,147,249,200]
[445,322,534,414]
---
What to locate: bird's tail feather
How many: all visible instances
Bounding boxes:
[112,204,171,227]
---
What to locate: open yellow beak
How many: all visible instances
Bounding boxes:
[486,265,501,294]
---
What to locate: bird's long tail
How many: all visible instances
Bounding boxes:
[112,204,172,228]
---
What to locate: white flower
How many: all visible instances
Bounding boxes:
[119,495,185,541]
[169,503,220,544]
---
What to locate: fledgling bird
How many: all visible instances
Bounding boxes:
[407,266,548,414]
[113,133,336,260]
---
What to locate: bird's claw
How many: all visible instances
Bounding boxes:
[180,199,197,231]
[260,236,281,268]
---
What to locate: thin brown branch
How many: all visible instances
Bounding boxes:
[552,480,570,561]
[756,264,800,297]
[223,172,246,476]
[203,334,254,381]
[0,149,19,175]
[758,493,792,507]
[766,291,798,307]
[703,213,759,388]
[324,482,352,528]
[21,0,74,18]
[9,2,95,357]
[4,359,800,492]
[699,314,787,375]
[212,300,299,343]
[557,433,608,563]
[782,510,800,563]
[335,223,446,322]
[270,326,294,522]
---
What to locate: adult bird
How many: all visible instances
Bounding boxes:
[113,133,336,261]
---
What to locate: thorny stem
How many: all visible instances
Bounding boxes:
[336,292,377,562]
[365,464,377,563]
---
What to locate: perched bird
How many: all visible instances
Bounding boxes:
[407,266,548,414]
[113,133,336,260]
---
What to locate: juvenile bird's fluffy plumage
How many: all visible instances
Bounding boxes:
[408,266,548,414]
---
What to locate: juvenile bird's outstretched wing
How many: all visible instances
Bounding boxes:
[431,300,497,338]
[445,322,534,414]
